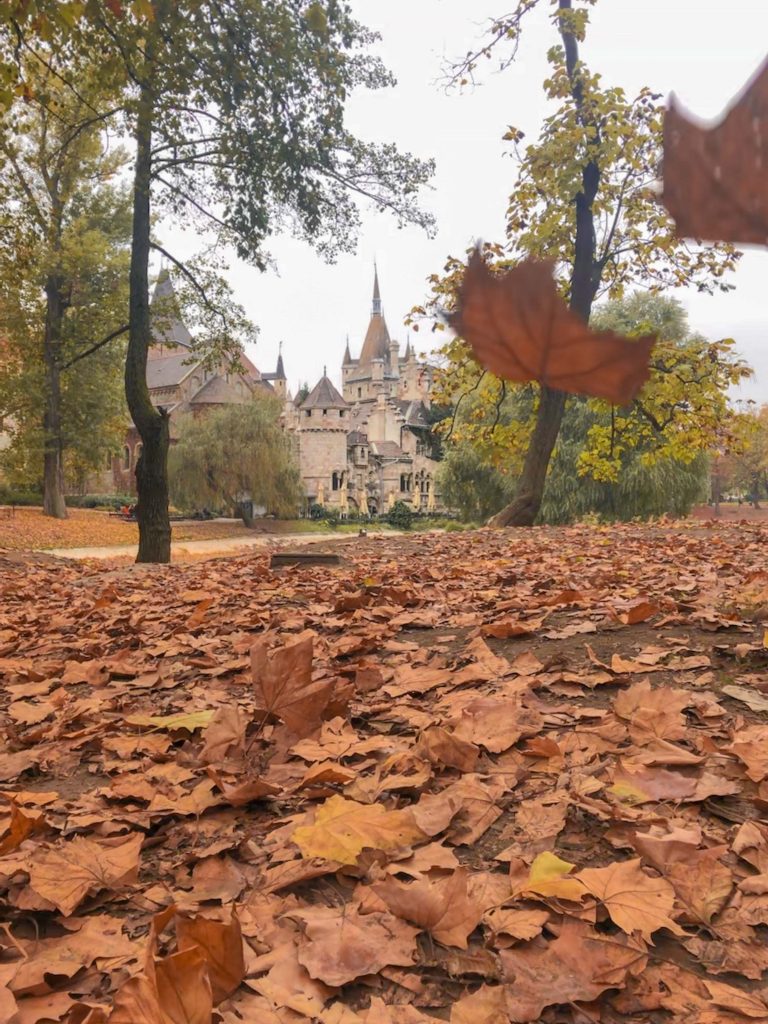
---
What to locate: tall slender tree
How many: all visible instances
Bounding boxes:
[0,54,131,515]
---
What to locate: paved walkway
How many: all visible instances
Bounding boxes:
[43,531,361,561]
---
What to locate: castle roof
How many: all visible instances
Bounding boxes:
[300,373,348,410]
[358,266,391,366]
[146,351,196,389]
[150,271,193,350]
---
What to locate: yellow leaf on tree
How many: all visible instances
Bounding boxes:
[291,795,427,866]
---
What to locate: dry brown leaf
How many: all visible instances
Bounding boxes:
[663,59,768,244]
[287,905,419,986]
[176,909,245,1003]
[498,918,647,1022]
[251,634,333,737]
[449,251,654,405]
[27,832,143,915]
[373,867,485,949]
[576,857,683,941]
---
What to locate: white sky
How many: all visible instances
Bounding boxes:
[164,0,768,401]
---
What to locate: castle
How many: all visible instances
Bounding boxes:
[95,267,443,515]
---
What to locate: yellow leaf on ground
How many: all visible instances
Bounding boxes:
[291,795,426,866]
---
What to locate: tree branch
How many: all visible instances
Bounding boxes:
[61,324,130,370]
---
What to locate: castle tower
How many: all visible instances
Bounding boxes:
[296,369,350,509]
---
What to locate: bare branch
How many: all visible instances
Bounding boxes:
[61,324,130,370]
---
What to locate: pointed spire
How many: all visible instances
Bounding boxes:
[403,338,412,361]
[323,364,327,378]
[275,341,286,380]
[372,262,382,316]
[343,334,352,365]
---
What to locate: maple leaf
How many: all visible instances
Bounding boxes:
[287,905,419,986]
[663,59,768,244]
[27,833,143,916]
[291,795,427,865]
[251,634,333,737]
[373,867,485,949]
[497,918,647,1022]
[449,251,655,405]
[576,858,683,941]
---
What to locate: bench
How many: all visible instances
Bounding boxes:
[0,505,15,520]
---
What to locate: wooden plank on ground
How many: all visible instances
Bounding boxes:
[270,552,343,568]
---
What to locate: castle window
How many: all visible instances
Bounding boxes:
[358,388,362,398]
[105,451,112,470]
[322,409,327,416]
[340,410,345,417]
[332,472,340,491]
[400,474,407,492]
[305,410,312,418]
[135,442,143,464]
[122,445,131,471]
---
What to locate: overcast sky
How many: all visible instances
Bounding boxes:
[165,0,768,401]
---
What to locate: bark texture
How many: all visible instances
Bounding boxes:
[125,75,172,563]
[42,276,68,519]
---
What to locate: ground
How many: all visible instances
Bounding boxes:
[1,522,768,1023]
[0,508,400,554]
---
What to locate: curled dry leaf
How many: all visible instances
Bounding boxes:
[251,634,333,737]
[373,867,485,949]
[291,795,427,866]
[663,59,768,244]
[449,251,655,405]
[176,909,245,1003]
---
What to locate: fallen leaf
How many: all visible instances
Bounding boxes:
[288,905,419,985]
[373,867,485,949]
[291,795,426,865]
[251,635,333,737]
[576,857,683,941]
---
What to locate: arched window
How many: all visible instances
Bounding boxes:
[135,442,143,465]
[332,472,340,491]
[122,445,131,471]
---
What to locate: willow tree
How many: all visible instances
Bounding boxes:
[427,0,738,526]
[169,397,302,524]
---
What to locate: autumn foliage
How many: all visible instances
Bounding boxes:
[2,523,768,1021]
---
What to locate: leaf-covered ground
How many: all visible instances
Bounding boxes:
[0,508,254,551]
[2,523,768,1023]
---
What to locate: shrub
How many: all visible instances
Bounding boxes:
[387,500,415,530]
[0,487,42,506]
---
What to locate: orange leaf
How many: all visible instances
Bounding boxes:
[449,252,654,405]
[663,59,768,244]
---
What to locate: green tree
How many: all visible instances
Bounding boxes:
[428,0,738,526]
[0,54,131,515]
[438,444,514,522]
[168,397,302,525]
[49,0,433,562]
[434,293,749,523]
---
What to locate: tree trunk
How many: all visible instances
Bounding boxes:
[125,74,171,563]
[489,0,600,529]
[42,276,68,519]
[490,386,566,526]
